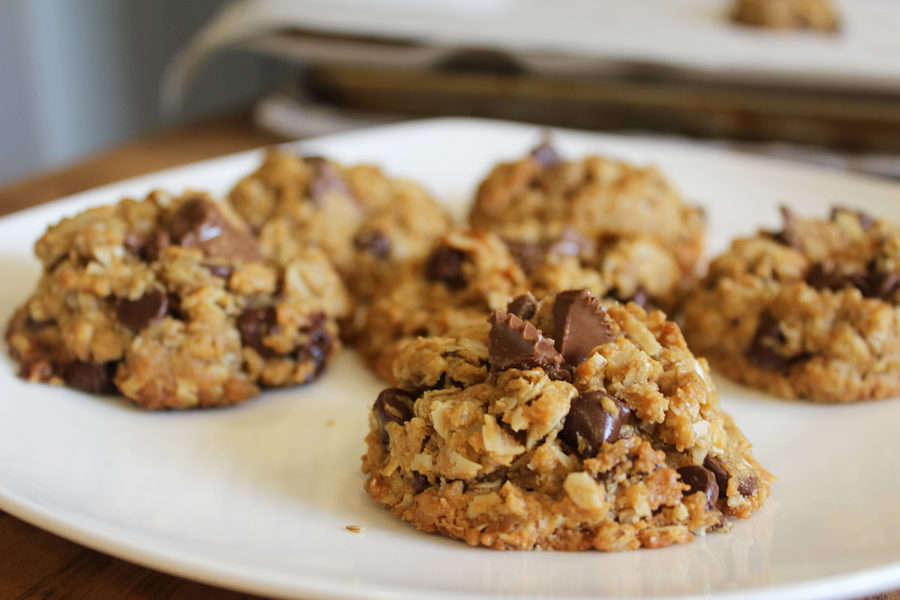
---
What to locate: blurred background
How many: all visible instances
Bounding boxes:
[3,0,900,187]
[0,0,285,183]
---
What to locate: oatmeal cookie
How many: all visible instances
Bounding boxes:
[228,150,450,308]
[5,190,350,409]
[732,0,840,32]
[355,229,612,383]
[683,207,900,402]
[362,289,772,550]
[355,229,527,382]
[469,142,705,312]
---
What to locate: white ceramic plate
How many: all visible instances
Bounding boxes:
[1,118,899,600]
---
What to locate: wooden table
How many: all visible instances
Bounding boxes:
[0,112,897,600]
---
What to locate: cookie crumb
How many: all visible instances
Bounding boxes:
[345,524,365,534]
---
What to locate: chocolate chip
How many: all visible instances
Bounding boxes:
[545,228,594,258]
[530,139,560,167]
[859,213,875,229]
[772,206,801,248]
[142,229,171,262]
[425,246,467,290]
[503,239,544,274]
[296,313,333,379]
[738,476,758,497]
[559,391,631,458]
[677,465,719,509]
[507,292,538,320]
[353,230,391,258]
[552,290,616,366]
[853,267,899,300]
[806,261,851,291]
[237,307,279,356]
[167,197,263,262]
[610,287,652,310]
[703,455,729,499]
[204,263,234,279]
[373,388,416,447]
[123,232,144,254]
[629,288,650,309]
[488,310,563,373]
[745,313,790,371]
[166,293,187,321]
[306,157,350,202]
[24,316,54,333]
[63,361,117,394]
[412,471,429,493]
[117,288,168,333]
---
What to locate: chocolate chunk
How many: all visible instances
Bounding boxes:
[353,229,391,258]
[504,239,544,274]
[488,310,563,373]
[545,228,594,258]
[237,306,279,356]
[123,232,144,254]
[806,261,851,291]
[507,292,538,320]
[425,246,467,290]
[702,455,757,498]
[142,229,171,262]
[703,455,729,499]
[167,197,263,262]
[629,288,650,309]
[552,289,616,366]
[306,157,350,202]
[858,213,875,229]
[610,287,652,310]
[559,391,631,458]
[677,465,719,509]
[373,388,416,447]
[24,316,54,333]
[854,266,900,300]
[296,313,333,379]
[737,476,758,497]
[745,313,791,371]
[204,263,234,279]
[165,292,188,321]
[117,288,168,333]
[63,361,117,394]
[773,206,801,249]
[412,471,429,493]
[530,139,560,167]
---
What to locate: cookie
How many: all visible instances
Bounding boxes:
[355,228,615,383]
[228,150,451,310]
[355,229,528,382]
[682,206,900,402]
[5,190,350,409]
[362,289,772,550]
[469,141,706,312]
[732,0,840,32]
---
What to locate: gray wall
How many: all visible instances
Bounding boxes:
[0,0,285,184]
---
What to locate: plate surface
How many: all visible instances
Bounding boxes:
[1,118,899,600]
